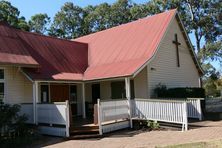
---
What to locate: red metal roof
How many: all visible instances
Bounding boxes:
[0,23,39,66]
[0,22,88,81]
[0,10,178,81]
[75,9,177,80]
[18,31,88,81]
[84,58,147,80]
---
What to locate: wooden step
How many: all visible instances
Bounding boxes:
[70,128,99,135]
[70,126,99,135]
[70,125,99,130]
[68,134,102,140]
[159,122,182,131]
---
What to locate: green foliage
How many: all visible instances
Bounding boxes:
[48,0,157,38]
[109,0,133,26]
[1,0,221,68]
[203,72,222,97]
[154,84,168,98]
[0,101,36,147]
[84,3,111,32]
[154,83,205,98]
[146,120,159,130]
[135,120,160,130]
[49,2,84,39]
[198,41,222,65]
[1,0,221,96]
[0,0,29,31]
[29,13,50,34]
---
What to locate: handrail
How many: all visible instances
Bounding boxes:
[37,102,67,105]
[187,98,204,100]
[135,98,187,103]
[100,98,127,102]
[135,98,204,102]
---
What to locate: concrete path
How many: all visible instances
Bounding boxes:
[43,120,222,148]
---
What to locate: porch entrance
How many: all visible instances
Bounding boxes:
[40,83,78,117]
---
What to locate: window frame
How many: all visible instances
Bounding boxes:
[40,83,50,103]
[0,68,5,102]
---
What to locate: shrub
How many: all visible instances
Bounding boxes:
[154,84,205,98]
[134,120,160,130]
[0,101,37,147]
[146,120,159,130]
[154,84,206,113]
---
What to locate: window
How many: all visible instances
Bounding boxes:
[40,84,49,103]
[0,69,5,101]
[0,69,4,79]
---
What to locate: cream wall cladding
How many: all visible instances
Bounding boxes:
[134,67,148,99]
[4,66,33,104]
[147,17,200,97]
[100,81,111,100]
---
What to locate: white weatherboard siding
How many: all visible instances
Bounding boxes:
[134,67,148,98]
[4,66,32,104]
[147,17,200,97]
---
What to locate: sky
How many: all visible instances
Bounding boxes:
[9,0,148,20]
[8,0,221,71]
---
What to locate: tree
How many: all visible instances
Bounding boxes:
[49,2,84,39]
[203,72,221,97]
[154,0,222,64]
[84,3,111,32]
[0,0,29,31]
[110,0,133,27]
[81,5,96,35]
[130,4,149,20]
[29,13,50,34]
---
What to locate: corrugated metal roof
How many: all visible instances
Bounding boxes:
[75,9,177,80]
[18,31,88,81]
[0,9,180,81]
[0,22,88,81]
[0,23,39,66]
[84,58,147,80]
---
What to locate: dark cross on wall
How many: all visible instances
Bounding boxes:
[172,34,181,67]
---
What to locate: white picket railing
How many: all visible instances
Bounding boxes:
[152,98,203,120]
[37,101,70,137]
[131,99,188,131]
[21,101,70,137]
[187,98,203,120]
[100,99,130,122]
[20,103,34,124]
[97,99,130,135]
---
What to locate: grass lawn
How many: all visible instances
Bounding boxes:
[157,139,222,148]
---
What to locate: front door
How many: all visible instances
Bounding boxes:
[92,84,100,104]
[50,84,69,102]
